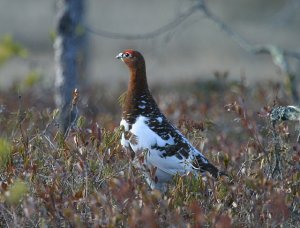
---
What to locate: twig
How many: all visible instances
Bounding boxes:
[199,1,300,60]
[0,204,13,227]
[85,4,200,40]
[284,50,300,60]
[64,88,80,139]
[197,0,299,102]
[270,126,283,179]
[43,134,58,150]
[86,0,300,62]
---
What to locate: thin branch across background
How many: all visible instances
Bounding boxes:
[86,0,300,62]
[86,0,300,103]
[86,4,199,40]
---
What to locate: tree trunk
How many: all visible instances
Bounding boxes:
[54,0,86,135]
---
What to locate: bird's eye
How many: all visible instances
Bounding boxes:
[123,52,131,58]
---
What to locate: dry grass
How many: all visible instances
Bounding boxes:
[0,75,299,227]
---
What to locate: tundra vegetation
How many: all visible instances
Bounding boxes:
[0,39,299,226]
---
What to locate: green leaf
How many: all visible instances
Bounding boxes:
[5,179,28,205]
[77,115,86,128]
[0,138,11,169]
[23,70,41,87]
[0,35,28,65]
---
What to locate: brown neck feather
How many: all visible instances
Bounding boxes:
[123,60,151,117]
[128,63,148,96]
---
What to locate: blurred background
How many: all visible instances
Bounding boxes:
[1,2,300,226]
[0,0,300,89]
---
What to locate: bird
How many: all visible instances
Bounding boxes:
[116,49,226,191]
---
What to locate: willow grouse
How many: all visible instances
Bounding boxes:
[116,49,225,190]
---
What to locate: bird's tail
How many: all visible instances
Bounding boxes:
[202,162,228,179]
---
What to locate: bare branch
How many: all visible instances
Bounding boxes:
[87,0,300,102]
[197,0,300,103]
[87,0,300,64]
[198,1,253,52]
[284,50,300,60]
[198,1,298,70]
[85,4,200,40]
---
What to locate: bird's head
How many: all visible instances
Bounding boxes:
[116,49,145,70]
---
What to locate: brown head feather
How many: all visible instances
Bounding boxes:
[116,50,158,123]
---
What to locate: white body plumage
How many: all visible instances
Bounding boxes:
[120,115,206,190]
